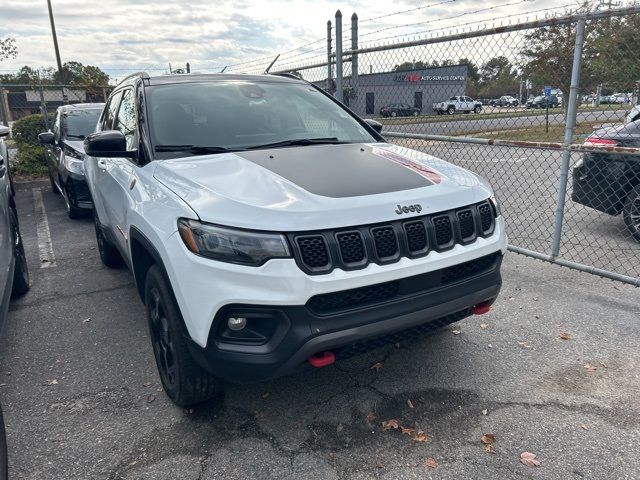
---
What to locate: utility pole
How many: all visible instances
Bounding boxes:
[46,0,64,83]
[186,62,190,73]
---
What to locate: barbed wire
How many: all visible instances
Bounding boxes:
[359,0,458,23]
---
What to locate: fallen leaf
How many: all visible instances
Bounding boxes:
[488,344,493,348]
[47,379,58,385]
[382,419,399,431]
[484,443,496,454]
[146,394,155,403]
[412,430,429,442]
[401,426,415,436]
[584,363,597,373]
[407,399,414,409]
[261,392,270,399]
[254,410,265,419]
[580,424,589,430]
[82,318,91,323]
[370,362,384,372]
[365,412,377,423]
[559,332,572,340]
[143,382,152,387]
[482,409,488,416]
[336,423,344,433]
[520,452,541,467]
[375,461,384,469]
[599,361,608,368]
[480,323,489,329]
[451,328,461,335]
[425,458,438,469]
[518,341,531,349]
[481,433,496,444]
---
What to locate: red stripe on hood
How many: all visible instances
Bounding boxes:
[372,147,442,184]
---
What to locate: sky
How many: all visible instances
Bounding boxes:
[0,0,600,81]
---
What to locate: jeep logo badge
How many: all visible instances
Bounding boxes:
[395,204,422,215]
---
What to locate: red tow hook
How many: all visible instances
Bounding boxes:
[471,302,491,315]
[308,351,335,368]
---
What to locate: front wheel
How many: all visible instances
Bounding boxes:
[391,111,397,117]
[413,111,418,116]
[49,173,60,194]
[145,265,221,407]
[447,106,455,115]
[474,106,482,114]
[623,185,640,242]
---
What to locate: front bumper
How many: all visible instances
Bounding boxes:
[61,171,93,210]
[162,216,507,383]
[187,252,502,383]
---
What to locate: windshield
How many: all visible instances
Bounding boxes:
[146,81,377,158]
[63,109,102,139]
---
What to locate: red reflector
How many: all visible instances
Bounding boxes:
[308,351,335,368]
[471,302,491,315]
[584,137,619,146]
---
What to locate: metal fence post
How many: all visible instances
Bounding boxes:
[335,10,343,102]
[326,20,332,91]
[351,13,358,102]
[0,84,7,126]
[551,16,586,258]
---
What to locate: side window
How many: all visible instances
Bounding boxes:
[450,97,457,101]
[53,112,61,143]
[115,89,137,151]
[101,91,122,131]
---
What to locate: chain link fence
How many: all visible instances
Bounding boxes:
[227,5,640,286]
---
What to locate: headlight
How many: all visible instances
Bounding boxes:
[177,219,291,266]
[489,195,501,217]
[63,154,85,175]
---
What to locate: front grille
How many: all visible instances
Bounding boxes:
[290,200,496,275]
[334,309,470,360]
[296,236,329,269]
[307,252,501,315]
[478,203,494,233]
[404,220,428,253]
[457,209,475,240]
[336,231,366,264]
[433,215,453,247]
[372,226,399,259]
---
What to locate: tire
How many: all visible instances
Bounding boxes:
[10,208,29,297]
[49,173,60,194]
[447,106,455,115]
[391,111,397,117]
[623,185,640,242]
[413,111,418,116]
[474,106,482,114]
[145,265,221,407]
[64,190,84,220]
[94,211,124,268]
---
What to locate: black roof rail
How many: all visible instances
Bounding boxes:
[118,71,150,84]
[269,72,304,80]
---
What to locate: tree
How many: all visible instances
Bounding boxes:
[57,61,109,86]
[477,56,519,98]
[0,37,17,62]
[393,61,428,72]
[458,57,480,96]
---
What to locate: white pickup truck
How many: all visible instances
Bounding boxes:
[433,96,483,115]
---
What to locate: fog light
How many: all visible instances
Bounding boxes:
[227,317,247,331]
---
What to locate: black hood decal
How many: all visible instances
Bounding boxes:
[236,144,435,198]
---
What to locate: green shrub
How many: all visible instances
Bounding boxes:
[10,112,54,178]
[12,144,48,177]
[11,113,54,147]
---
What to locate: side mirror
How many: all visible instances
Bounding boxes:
[84,130,135,158]
[0,125,9,138]
[364,118,383,134]
[38,131,55,145]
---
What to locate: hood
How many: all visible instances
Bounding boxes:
[153,142,493,231]
[63,139,86,154]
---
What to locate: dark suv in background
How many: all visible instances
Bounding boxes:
[38,104,104,218]
[379,103,421,117]
[526,95,559,109]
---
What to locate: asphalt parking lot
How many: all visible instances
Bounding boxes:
[0,180,639,479]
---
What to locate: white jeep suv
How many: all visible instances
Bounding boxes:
[84,72,507,407]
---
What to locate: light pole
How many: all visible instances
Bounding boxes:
[46,0,64,83]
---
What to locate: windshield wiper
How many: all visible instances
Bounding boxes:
[66,134,86,140]
[244,137,347,150]
[154,145,237,154]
